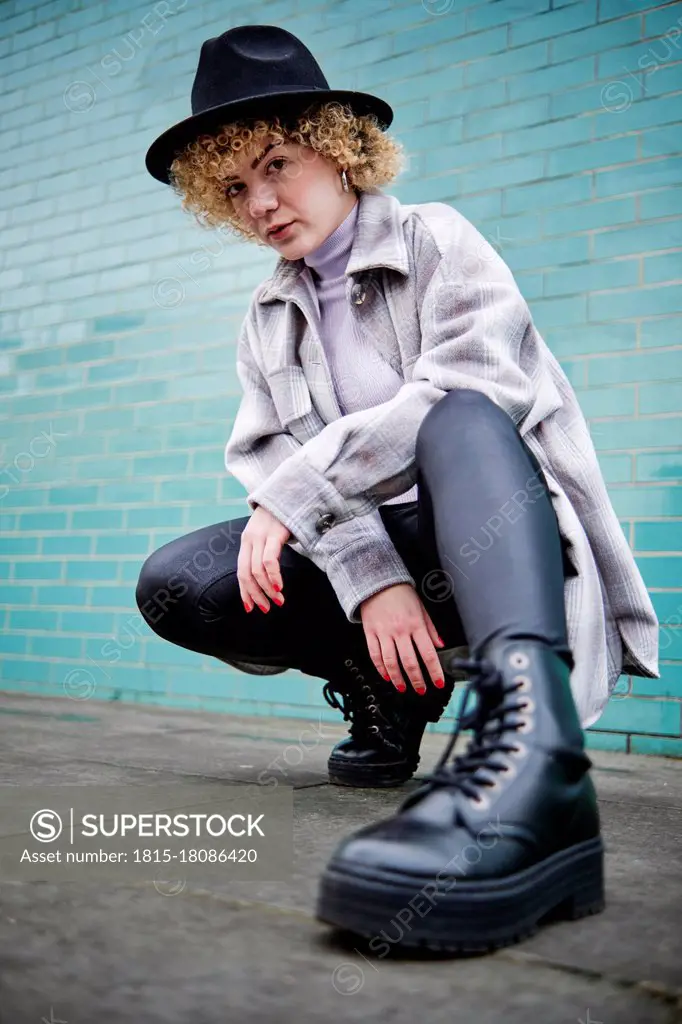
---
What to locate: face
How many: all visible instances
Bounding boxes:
[221,135,357,259]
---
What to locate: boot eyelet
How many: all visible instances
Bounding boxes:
[344,659,353,668]
[511,741,528,757]
[368,725,380,735]
[500,761,517,780]
[513,674,532,691]
[367,693,376,703]
[509,651,530,669]
[350,666,358,674]
[520,697,535,714]
[356,675,364,683]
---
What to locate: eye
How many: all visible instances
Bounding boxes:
[225,157,287,199]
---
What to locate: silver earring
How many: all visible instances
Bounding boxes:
[341,169,349,192]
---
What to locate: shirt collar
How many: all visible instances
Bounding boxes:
[257,188,410,304]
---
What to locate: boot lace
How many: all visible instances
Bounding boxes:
[322,670,403,755]
[411,655,530,803]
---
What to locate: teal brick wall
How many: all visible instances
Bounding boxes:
[1,0,680,755]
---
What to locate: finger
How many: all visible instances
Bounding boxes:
[250,537,275,604]
[421,608,445,650]
[261,537,285,603]
[395,634,428,695]
[365,631,397,690]
[236,541,256,612]
[412,627,446,690]
[248,540,272,612]
[237,582,254,612]
[378,635,408,694]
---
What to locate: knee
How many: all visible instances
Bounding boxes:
[135,549,192,639]
[417,389,499,451]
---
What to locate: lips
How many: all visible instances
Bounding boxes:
[268,222,294,238]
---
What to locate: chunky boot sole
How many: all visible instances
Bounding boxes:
[316,836,604,952]
[327,752,420,788]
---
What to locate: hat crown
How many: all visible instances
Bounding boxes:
[191,25,329,117]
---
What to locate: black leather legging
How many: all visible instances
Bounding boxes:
[135,390,574,682]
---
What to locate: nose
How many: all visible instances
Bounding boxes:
[246,182,278,222]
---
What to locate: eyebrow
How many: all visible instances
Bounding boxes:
[222,142,282,184]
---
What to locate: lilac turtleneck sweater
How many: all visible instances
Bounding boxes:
[302,200,419,506]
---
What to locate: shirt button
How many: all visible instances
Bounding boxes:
[350,282,366,305]
[315,512,336,534]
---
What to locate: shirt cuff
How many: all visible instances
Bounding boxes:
[247,455,358,549]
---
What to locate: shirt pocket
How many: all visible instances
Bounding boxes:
[266,365,325,442]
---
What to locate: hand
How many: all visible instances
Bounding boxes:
[238,505,291,614]
[359,583,446,696]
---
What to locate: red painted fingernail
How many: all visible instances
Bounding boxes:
[258,604,269,613]
[416,686,427,695]
[243,601,252,613]
[273,595,284,606]
[436,636,445,647]
[395,683,407,693]
[434,678,445,688]
[382,674,391,682]
[273,583,282,592]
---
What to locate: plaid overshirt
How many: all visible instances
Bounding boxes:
[224,188,659,727]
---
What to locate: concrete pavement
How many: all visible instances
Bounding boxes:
[0,690,680,1024]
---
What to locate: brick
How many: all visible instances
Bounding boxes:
[639,382,682,415]
[575,386,636,418]
[594,95,682,140]
[589,282,682,319]
[596,695,680,735]
[631,735,682,757]
[545,321,637,358]
[650,592,682,623]
[465,97,550,139]
[544,197,636,237]
[590,417,682,450]
[552,15,640,62]
[635,453,682,483]
[608,485,682,517]
[587,349,682,386]
[504,115,591,159]
[596,157,682,198]
[637,555,682,588]
[504,174,591,215]
[633,664,682,700]
[428,79,504,122]
[596,453,633,483]
[544,258,639,297]
[639,318,682,349]
[644,252,682,285]
[555,137,639,178]
[635,518,682,550]
[584,729,628,752]
[593,219,682,259]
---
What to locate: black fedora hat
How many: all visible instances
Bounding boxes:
[145,24,394,185]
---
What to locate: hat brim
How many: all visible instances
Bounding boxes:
[144,90,394,185]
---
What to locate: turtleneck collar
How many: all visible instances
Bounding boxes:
[303,200,359,282]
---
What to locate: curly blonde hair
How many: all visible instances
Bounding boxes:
[168,101,407,244]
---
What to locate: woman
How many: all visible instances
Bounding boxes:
[140,24,659,951]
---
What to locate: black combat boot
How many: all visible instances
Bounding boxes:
[323,651,458,788]
[317,636,604,952]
